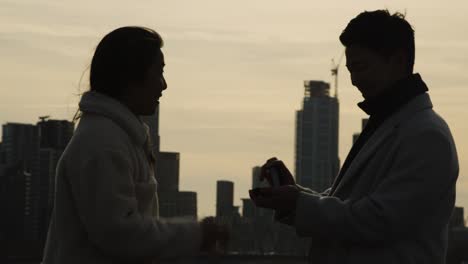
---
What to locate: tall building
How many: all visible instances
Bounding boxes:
[35,119,74,246]
[450,207,465,228]
[352,118,369,145]
[37,119,74,150]
[154,151,181,218]
[252,166,270,189]
[140,106,160,155]
[155,152,180,192]
[1,123,40,249]
[242,198,255,219]
[251,166,273,218]
[2,123,39,170]
[158,191,197,219]
[0,142,5,164]
[216,180,235,218]
[177,191,197,219]
[1,119,73,258]
[141,107,198,219]
[295,81,339,192]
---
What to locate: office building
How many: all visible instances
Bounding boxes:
[295,81,339,192]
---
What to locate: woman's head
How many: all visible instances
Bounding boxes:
[89,26,166,115]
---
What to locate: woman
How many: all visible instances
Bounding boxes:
[42,26,226,264]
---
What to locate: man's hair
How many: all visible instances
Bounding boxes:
[340,10,415,72]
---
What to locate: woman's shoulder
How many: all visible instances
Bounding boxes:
[68,114,134,157]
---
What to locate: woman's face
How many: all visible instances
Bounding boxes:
[138,50,167,115]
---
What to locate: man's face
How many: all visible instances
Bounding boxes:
[345,45,394,99]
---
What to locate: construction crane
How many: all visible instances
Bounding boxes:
[331,50,345,98]
[39,115,50,122]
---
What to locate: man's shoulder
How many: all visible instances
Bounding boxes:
[397,107,453,141]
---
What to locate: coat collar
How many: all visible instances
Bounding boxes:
[79,91,149,146]
[357,73,428,117]
[330,93,433,195]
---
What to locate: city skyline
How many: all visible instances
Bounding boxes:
[1,1,467,218]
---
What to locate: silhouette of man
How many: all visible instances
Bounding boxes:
[250,10,459,264]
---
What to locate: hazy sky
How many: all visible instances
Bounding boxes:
[1,0,467,218]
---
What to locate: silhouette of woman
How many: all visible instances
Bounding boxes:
[42,26,227,264]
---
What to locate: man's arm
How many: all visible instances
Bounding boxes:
[297,185,332,196]
[275,186,332,225]
[293,129,458,243]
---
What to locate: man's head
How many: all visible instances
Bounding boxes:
[340,10,415,98]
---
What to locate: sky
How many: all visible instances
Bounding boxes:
[1,0,467,218]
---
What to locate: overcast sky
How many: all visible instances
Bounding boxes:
[1,0,467,217]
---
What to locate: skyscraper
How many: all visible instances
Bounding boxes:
[37,119,74,150]
[250,166,273,218]
[1,123,40,257]
[352,118,369,145]
[35,119,74,245]
[216,180,235,218]
[241,198,255,219]
[176,191,197,219]
[141,107,198,218]
[2,123,39,170]
[140,105,160,155]
[1,119,73,258]
[0,142,5,164]
[295,80,339,192]
[155,152,180,192]
[252,166,269,189]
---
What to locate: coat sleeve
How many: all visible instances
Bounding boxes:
[68,148,201,261]
[275,185,332,225]
[297,185,332,196]
[293,129,458,244]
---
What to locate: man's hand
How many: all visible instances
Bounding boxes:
[249,185,300,212]
[260,157,296,186]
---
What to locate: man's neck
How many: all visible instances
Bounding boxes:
[364,73,414,100]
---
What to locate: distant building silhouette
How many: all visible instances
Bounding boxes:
[216,180,236,218]
[141,108,197,219]
[1,118,73,259]
[37,119,74,150]
[156,152,180,192]
[226,166,310,255]
[1,123,40,256]
[241,198,256,219]
[156,152,198,218]
[140,106,160,154]
[0,142,5,164]
[2,123,38,170]
[447,206,468,264]
[250,166,273,219]
[295,81,339,192]
[252,166,269,189]
[450,207,465,228]
[158,191,197,219]
[176,191,198,218]
[352,118,369,145]
[35,119,74,246]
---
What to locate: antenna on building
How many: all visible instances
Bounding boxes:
[39,115,50,122]
[331,50,345,99]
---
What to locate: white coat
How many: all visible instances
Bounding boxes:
[42,91,201,264]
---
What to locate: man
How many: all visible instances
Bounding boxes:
[250,10,459,264]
